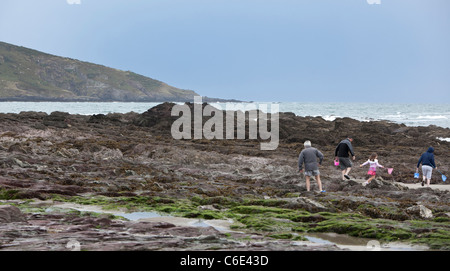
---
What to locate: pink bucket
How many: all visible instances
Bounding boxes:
[334,160,339,166]
[387,168,394,175]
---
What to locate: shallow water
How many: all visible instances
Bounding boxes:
[303,232,429,251]
[115,210,234,232]
[118,211,163,221]
[47,202,235,232]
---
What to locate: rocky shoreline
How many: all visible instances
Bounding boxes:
[0,103,449,250]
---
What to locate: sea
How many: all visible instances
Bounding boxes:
[0,101,450,131]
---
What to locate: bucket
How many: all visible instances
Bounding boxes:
[414,172,420,179]
[334,160,339,166]
[437,170,447,182]
[387,168,394,175]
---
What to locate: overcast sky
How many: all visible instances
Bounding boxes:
[1,0,449,102]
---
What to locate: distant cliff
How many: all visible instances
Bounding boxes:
[0,41,201,102]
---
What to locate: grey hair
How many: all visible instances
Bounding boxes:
[304,140,312,147]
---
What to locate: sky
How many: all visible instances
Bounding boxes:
[0,0,449,103]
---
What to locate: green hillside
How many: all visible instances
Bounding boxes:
[0,41,198,102]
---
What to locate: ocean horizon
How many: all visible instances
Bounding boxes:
[1,101,450,129]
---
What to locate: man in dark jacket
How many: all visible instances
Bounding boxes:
[298,140,325,192]
[417,147,438,187]
[335,136,356,180]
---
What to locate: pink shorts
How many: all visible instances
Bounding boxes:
[368,170,377,176]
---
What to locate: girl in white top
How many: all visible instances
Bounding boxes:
[360,153,384,186]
